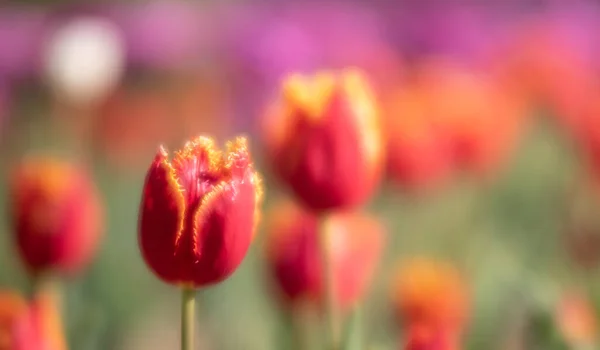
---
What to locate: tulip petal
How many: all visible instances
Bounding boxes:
[138,148,186,284]
[184,167,258,286]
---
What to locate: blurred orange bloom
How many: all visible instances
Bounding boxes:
[556,291,597,347]
[382,80,454,191]
[391,258,469,333]
[93,74,231,171]
[491,20,593,130]
[8,157,103,276]
[265,198,385,311]
[415,61,527,177]
[262,69,385,211]
[383,60,527,187]
[12,290,67,350]
[0,290,27,350]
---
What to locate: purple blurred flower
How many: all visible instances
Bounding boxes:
[116,1,214,70]
[0,80,12,139]
[0,8,47,80]
[385,3,502,66]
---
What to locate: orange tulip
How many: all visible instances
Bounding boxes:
[416,61,526,177]
[265,199,384,311]
[391,258,469,333]
[138,136,263,287]
[8,158,103,276]
[262,69,384,211]
[382,82,454,191]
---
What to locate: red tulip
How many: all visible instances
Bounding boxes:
[138,136,263,287]
[8,158,103,276]
[12,290,66,350]
[265,199,384,311]
[262,69,385,211]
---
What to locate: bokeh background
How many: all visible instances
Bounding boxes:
[1,0,600,349]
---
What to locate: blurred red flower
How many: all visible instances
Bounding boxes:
[138,136,263,287]
[261,69,385,211]
[8,158,103,276]
[265,198,384,312]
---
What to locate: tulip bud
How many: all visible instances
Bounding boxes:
[8,158,103,276]
[262,69,384,211]
[138,136,263,287]
[0,290,27,349]
[12,290,67,350]
[265,199,384,311]
[391,258,469,333]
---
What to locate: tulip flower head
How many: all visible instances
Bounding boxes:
[138,136,263,288]
[265,199,384,311]
[262,69,384,211]
[8,158,103,276]
[391,258,469,333]
[382,84,454,191]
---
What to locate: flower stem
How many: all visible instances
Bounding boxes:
[319,214,340,350]
[181,287,195,350]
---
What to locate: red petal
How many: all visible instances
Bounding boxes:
[182,167,258,287]
[138,150,186,284]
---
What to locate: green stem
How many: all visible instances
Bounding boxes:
[319,214,340,350]
[181,287,196,350]
[342,305,362,350]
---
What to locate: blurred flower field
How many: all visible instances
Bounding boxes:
[1,0,600,349]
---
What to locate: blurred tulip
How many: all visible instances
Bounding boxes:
[265,199,384,311]
[491,13,597,130]
[391,258,469,333]
[262,69,384,211]
[8,158,103,276]
[12,290,66,350]
[416,61,527,177]
[117,1,213,70]
[0,8,47,80]
[0,290,27,349]
[382,84,454,191]
[556,291,597,347]
[138,136,263,287]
